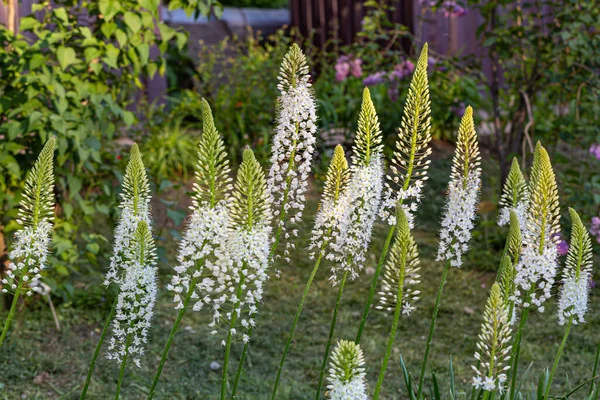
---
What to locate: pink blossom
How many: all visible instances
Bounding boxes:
[335,55,362,82]
[589,144,600,160]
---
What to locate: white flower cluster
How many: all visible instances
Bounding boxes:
[512,239,559,311]
[308,196,349,261]
[167,202,231,310]
[327,340,368,400]
[329,157,384,284]
[3,220,53,296]
[497,201,528,233]
[379,180,424,228]
[204,224,271,344]
[436,171,481,268]
[557,273,590,325]
[472,375,507,393]
[268,79,317,255]
[104,202,151,287]
[106,259,158,367]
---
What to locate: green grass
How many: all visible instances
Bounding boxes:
[1,152,599,399]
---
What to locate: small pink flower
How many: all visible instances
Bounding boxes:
[589,144,600,160]
[335,55,362,82]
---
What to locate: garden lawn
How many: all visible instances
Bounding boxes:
[1,150,599,400]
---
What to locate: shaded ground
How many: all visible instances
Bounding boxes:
[1,151,599,400]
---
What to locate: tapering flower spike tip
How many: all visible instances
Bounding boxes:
[4,137,56,296]
[268,43,317,258]
[557,208,593,325]
[498,158,529,230]
[472,283,513,393]
[104,143,152,286]
[381,43,432,227]
[329,88,384,284]
[377,207,421,315]
[327,340,368,400]
[513,142,560,311]
[436,106,482,268]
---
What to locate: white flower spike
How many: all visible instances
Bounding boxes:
[327,340,368,400]
[436,106,482,268]
[557,208,593,325]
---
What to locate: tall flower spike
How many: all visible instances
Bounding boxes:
[268,43,317,258]
[168,99,232,311]
[329,90,384,284]
[513,142,560,311]
[193,98,233,208]
[106,220,158,368]
[436,106,482,268]
[104,144,152,286]
[381,43,432,227]
[505,211,523,262]
[377,208,421,315]
[209,148,271,342]
[557,208,593,325]
[471,283,513,393]
[498,158,529,230]
[4,137,56,295]
[327,340,368,400]
[309,145,349,259]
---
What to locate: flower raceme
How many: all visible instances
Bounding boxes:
[327,340,368,400]
[557,208,594,325]
[472,283,513,393]
[2,137,56,297]
[167,99,232,312]
[328,88,384,285]
[513,142,560,311]
[104,143,152,287]
[498,158,529,231]
[377,208,422,316]
[308,144,349,260]
[106,221,158,368]
[436,106,482,268]
[0,137,56,349]
[380,43,432,228]
[268,43,317,259]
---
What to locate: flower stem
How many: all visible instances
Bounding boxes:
[147,277,198,400]
[221,274,246,400]
[270,252,326,400]
[543,317,573,400]
[590,341,600,395]
[231,325,252,399]
[416,260,451,398]
[315,271,348,400]
[114,336,131,400]
[355,225,395,344]
[0,267,28,348]
[508,291,532,400]
[373,264,405,399]
[80,296,118,399]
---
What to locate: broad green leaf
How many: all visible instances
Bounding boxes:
[124,11,142,33]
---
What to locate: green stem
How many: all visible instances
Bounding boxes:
[590,341,600,395]
[315,271,348,400]
[231,325,252,399]
[373,265,405,399]
[543,317,573,400]
[80,296,119,399]
[416,260,451,398]
[114,336,131,400]
[270,252,326,400]
[0,267,28,348]
[221,274,246,400]
[147,277,198,400]
[508,294,532,400]
[355,225,395,344]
